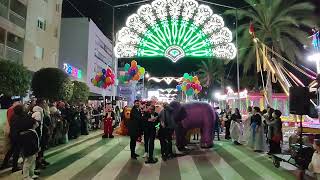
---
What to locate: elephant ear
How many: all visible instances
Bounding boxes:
[175,107,187,122]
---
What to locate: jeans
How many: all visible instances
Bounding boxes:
[23,155,36,179]
[2,138,21,169]
[130,135,138,156]
[159,128,173,157]
[144,127,156,159]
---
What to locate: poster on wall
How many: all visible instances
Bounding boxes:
[87,20,114,96]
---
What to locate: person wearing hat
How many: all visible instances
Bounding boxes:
[309,139,320,179]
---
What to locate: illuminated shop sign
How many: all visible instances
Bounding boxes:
[63,63,82,79]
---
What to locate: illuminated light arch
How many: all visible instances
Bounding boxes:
[115,0,237,62]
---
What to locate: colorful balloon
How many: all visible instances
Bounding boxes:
[193,76,198,82]
[131,60,137,67]
[139,67,145,75]
[186,83,191,89]
[183,73,189,79]
[176,85,182,91]
[124,63,130,71]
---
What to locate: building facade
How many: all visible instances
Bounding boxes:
[59,18,115,96]
[0,0,62,71]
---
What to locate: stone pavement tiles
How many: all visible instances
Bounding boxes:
[0,132,298,180]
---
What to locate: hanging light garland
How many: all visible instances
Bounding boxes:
[114,0,237,62]
[148,77,183,84]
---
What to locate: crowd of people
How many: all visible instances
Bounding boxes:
[0,98,120,180]
[219,106,283,154]
[128,100,176,164]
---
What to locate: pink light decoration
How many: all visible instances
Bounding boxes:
[288,72,305,87]
[72,68,78,77]
[300,65,317,77]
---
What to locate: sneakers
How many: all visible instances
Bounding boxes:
[131,153,140,160]
[41,160,50,166]
[31,175,39,179]
[143,153,148,158]
[34,170,40,175]
[145,158,158,164]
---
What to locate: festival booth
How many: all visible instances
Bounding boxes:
[217,89,291,121]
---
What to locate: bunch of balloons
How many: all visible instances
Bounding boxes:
[176,73,202,96]
[91,68,115,89]
[119,60,146,84]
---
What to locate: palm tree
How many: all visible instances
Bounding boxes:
[225,0,317,73]
[197,59,225,91]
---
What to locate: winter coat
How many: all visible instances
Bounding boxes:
[32,106,44,137]
[266,117,282,141]
[20,129,39,157]
[158,106,176,129]
[10,113,34,141]
[128,106,142,136]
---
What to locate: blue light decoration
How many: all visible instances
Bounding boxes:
[63,63,82,79]
[312,30,320,51]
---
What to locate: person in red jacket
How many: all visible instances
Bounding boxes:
[102,106,114,138]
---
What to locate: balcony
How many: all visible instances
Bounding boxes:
[0,43,4,58]
[9,10,25,28]
[0,43,23,63]
[0,1,8,19]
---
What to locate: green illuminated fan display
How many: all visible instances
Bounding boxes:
[115,0,237,62]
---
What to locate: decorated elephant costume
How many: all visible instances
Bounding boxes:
[169,101,216,149]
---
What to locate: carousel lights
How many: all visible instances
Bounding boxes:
[114,0,237,62]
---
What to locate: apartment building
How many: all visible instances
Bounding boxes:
[0,0,63,71]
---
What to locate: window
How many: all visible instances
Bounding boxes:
[54,27,58,38]
[35,46,44,59]
[56,3,61,13]
[37,17,46,31]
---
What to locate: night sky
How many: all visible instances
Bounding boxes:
[62,0,320,88]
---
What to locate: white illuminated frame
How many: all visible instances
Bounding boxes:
[114,0,237,62]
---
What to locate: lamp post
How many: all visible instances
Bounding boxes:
[143,72,150,99]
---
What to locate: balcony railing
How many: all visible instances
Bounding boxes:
[9,10,25,28]
[0,2,8,19]
[0,43,23,63]
[6,46,22,63]
[0,43,4,58]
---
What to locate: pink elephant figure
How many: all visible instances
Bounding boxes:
[169,101,216,149]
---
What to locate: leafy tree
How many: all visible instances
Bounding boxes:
[197,59,226,100]
[31,68,73,101]
[0,59,31,97]
[225,0,316,73]
[70,81,90,103]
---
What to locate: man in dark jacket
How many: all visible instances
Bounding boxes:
[158,103,176,160]
[129,100,142,159]
[144,105,159,164]
[9,104,33,172]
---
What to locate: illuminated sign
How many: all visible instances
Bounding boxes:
[114,0,236,62]
[312,30,320,50]
[63,63,82,79]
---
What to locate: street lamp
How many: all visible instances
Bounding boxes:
[145,72,150,79]
[308,53,320,73]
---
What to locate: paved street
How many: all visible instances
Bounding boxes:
[0,131,300,180]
